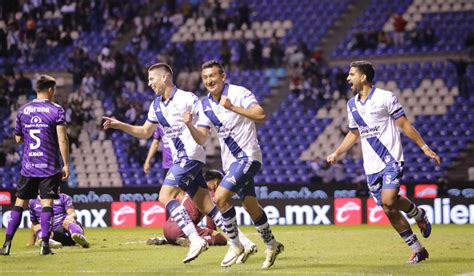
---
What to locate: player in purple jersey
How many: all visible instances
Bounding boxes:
[103,63,255,264]
[1,75,70,256]
[143,124,173,179]
[327,61,441,264]
[28,193,89,248]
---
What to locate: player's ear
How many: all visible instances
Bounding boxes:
[222,72,227,81]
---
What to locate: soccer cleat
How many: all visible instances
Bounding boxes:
[39,241,54,255]
[49,239,63,249]
[236,243,258,264]
[175,237,190,247]
[146,237,168,246]
[221,243,244,267]
[261,242,284,269]
[182,236,208,264]
[1,241,11,256]
[416,208,432,238]
[71,233,90,248]
[407,247,429,264]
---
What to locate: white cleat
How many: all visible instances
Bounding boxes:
[261,242,284,269]
[221,243,244,267]
[71,233,90,248]
[36,239,62,249]
[183,236,208,264]
[49,239,63,249]
[237,243,258,264]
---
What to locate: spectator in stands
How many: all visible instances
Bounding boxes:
[219,40,232,70]
[269,37,284,67]
[448,58,471,98]
[377,31,392,49]
[237,1,251,29]
[465,32,474,59]
[5,148,20,166]
[391,13,407,47]
[348,31,366,51]
[13,71,33,101]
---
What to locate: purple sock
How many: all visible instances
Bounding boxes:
[40,206,54,243]
[5,206,23,241]
[67,223,84,235]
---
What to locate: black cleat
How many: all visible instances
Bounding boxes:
[39,241,54,255]
[1,241,11,256]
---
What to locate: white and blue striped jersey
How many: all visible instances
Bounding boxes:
[347,86,405,175]
[197,83,262,171]
[147,86,206,164]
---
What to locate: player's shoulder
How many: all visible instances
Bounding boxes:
[228,83,250,95]
[374,87,394,99]
[60,193,72,201]
[176,88,200,101]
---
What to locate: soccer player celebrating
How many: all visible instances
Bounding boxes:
[1,75,70,256]
[326,61,441,264]
[184,60,284,269]
[143,124,172,178]
[29,193,89,248]
[103,63,253,264]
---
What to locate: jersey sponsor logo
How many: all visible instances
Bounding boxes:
[351,106,357,112]
[415,184,438,198]
[141,202,166,227]
[111,202,136,228]
[366,198,390,224]
[24,106,50,115]
[0,192,11,205]
[203,106,212,112]
[334,198,362,225]
[31,116,42,123]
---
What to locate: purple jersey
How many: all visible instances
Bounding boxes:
[15,99,66,177]
[29,193,74,231]
[153,125,173,169]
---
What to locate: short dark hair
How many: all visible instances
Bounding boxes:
[201,60,225,75]
[204,169,224,182]
[148,62,174,77]
[350,61,375,83]
[36,75,56,92]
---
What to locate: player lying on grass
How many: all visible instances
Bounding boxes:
[147,170,258,264]
[28,193,89,249]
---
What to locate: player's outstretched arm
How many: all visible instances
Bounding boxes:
[144,139,160,174]
[395,116,441,165]
[57,124,70,181]
[327,130,360,164]
[102,117,156,139]
[220,97,266,123]
[184,112,210,145]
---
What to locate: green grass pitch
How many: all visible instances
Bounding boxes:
[1,225,473,275]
